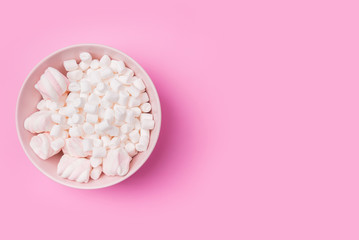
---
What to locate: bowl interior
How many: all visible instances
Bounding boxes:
[16,44,161,189]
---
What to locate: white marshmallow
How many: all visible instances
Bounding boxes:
[136,135,149,152]
[120,68,134,77]
[30,133,60,160]
[129,130,140,143]
[80,52,92,64]
[95,82,107,95]
[59,106,77,117]
[104,109,115,123]
[106,126,120,137]
[80,80,91,93]
[57,154,91,183]
[103,91,119,103]
[127,85,141,97]
[93,138,103,147]
[37,100,47,110]
[51,138,65,152]
[125,142,137,156]
[140,113,153,121]
[91,166,102,180]
[82,122,95,135]
[100,67,113,79]
[134,118,141,130]
[140,128,150,137]
[69,126,83,138]
[132,77,146,91]
[109,137,121,149]
[50,125,62,138]
[125,109,135,124]
[90,59,100,69]
[97,120,111,132]
[88,70,101,85]
[100,55,111,67]
[118,75,132,85]
[110,60,125,73]
[120,123,134,134]
[131,107,141,117]
[82,138,93,153]
[88,93,101,105]
[114,105,126,121]
[86,113,99,123]
[141,119,155,130]
[128,96,141,107]
[79,61,90,71]
[118,90,129,106]
[68,82,81,92]
[84,103,98,114]
[66,92,80,103]
[45,100,60,111]
[63,60,78,71]
[90,157,102,168]
[51,113,66,124]
[140,92,149,103]
[63,138,89,157]
[67,70,83,81]
[103,148,132,176]
[110,78,122,92]
[140,103,152,113]
[101,136,111,147]
[92,147,107,158]
[25,111,55,133]
[71,114,84,124]
[72,97,85,108]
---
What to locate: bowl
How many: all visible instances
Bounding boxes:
[16,44,161,189]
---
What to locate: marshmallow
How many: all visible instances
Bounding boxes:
[109,137,121,149]
[120,68,134,77]
[66,92,80,103]
[51,113,66,124]
[45,100,60,111]
[131,107,141,117]
[114,105,126,121]
[67,70,83,81]
[136,135,149,152]
[140,103,152,113]
[127,85,141,97]
[30,133,60,160]
[59,106,77,117]
[141,119,155,130]
[104,109,115,123]
[69,82,81,92]
[118,90,129,106]
[118,75,132,85]
[110,60,125,73]
[125,109,135,124]
[97,120,111,132]
[51,138,65,152]
[79,61,90,71]
[140,128,150,137]
[100,67,113,79]
[63,138,89,157]
[103,91,118,103]
[35,67,69,102]
[80,80,91,93]
[92,147,107,158]
[140,92,149,103]
[103,147,132,176]
[128,96,141,107]
[82,122,95,135]
[37,100,47,110]
[86,113,99,123]
[110,78,122,92]
[91,166,102,180]
[84,103,98,114]
[72,97,85,108]
[82,138,93,153]
[88,93,101,105]
[120,123,134,134]
[69,126,83,138]
[57,154,91,183]
[63,60,78,71]
[88,70,101,85]
[95,82,107,96]
[134,118,141,130]
[106,126,120,137]
[90,59,100,69]
[125,142,137,156]
[140,113,153,121]
[93,138,103,147]
[100,55,111,67]
[90,157,102,168]
[71,114,84,124]
[80,52,92,64]
[50,125,62,138]
[129,130,140,143]
[24,111,54,133]
[132,77,146,91]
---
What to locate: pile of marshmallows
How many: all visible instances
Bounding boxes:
[24,52,155,183]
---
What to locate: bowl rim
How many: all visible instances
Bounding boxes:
[16,43,161,190]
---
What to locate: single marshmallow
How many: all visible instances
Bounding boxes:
[106,126,120,137]
[51,113,66,124]
[125,142,137,156]
[80,80,91,93]
[30,133,60,160]
[114,105,126,121]
[79,61,90,71]
[71,114,84,124]
[88,93,101,105]
[131,107,141,117]
[109,137,121,149]
[59,106,77,117]
[118,90,129,106]
[100,67,113,80]
[110,60,125,73]
[120,123,134,134]
[80,52,92,64]
[97,120,111,132]
[95,82,107,96]
[82,138,93,153]
[132,77,146,91]
[104,109,115,123]
[103,147,132,176]
[140,113,153,121]
[35,67,69,102]
[66,92,80,103]
[121,68,134,77]
[69,126,83,138]
[125,109,135,124]
[136,135,149,152]
[67,70,83,81]
[140,103,152,113]
[69,82,81,92]
[82,122,95,135]
[100,55,111,67]
[90,157,102,168]
[110,78,122,92]
[45,100,60,111]
[93,138,103,147]
[118,75,132,85]
[141,119,155,130]
[140,92,149,103]
[72,97,85,108]
[57,154,91,183]
[86,113,99,123]
[50,125,62,138]
[63,138,89,157]
[140,128,150,137]
[129,130,140,143]
[24,111,54,133]
[101,136,111,147]
[63,60,78,71]
[84,103,98,114]
[91,166,102,180]
[37,100,47,110]
[88,70,101,85]
[128,96,141,107]
[90,59,100,69]
[127,85,141,98]
[103,91,118,103]
[51,138,65,152]
[92,147,107,158]
[134,118,141,130]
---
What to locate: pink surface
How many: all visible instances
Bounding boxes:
[1,0,359,239]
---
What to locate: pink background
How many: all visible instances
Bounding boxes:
[1,0,359,239]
